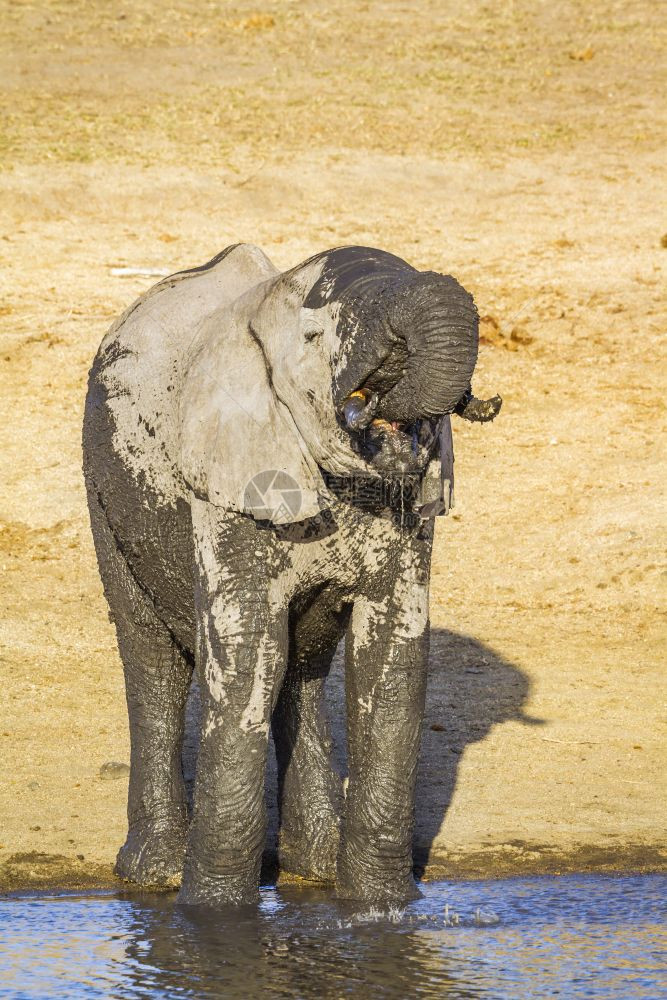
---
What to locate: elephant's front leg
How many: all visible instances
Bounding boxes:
[178,505,288,907]
[338,574,429,904]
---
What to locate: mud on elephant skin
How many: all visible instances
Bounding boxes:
[82,243,501,907]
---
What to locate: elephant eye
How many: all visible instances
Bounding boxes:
[304,326,323,343]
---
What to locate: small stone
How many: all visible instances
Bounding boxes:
[99,761,130,780]
[510,325,533,345]
[430,723,445,732]
[569,45,594,61]
[77,854,85,861]
[27,781,39,791]
[29,825,41,831]
[661,234,667,249]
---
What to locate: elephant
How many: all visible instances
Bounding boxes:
[82,243,501,907]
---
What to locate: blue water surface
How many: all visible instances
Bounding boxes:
[0,874,665,999]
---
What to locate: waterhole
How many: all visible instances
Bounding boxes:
[0,874,664,998]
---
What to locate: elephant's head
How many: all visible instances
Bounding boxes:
[251,246,500,479]
[181,244,501,524]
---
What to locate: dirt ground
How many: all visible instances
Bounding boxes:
[0,0,665,891]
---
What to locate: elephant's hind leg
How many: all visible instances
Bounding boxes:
[114,611,193,888]
[272,647,343,882]
[87,493,193,887]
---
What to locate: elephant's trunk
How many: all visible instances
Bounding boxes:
[308,248,499,430]
[454,387,503,422]
[371,272,480,424]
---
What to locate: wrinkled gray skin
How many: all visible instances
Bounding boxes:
[82,244,501,907]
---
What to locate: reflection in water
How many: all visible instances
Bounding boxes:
[0,875,665,999]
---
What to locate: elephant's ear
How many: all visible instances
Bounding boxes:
[415,416,455,518]
[179,299,327,525]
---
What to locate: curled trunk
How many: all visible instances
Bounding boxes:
[374,272,480,423]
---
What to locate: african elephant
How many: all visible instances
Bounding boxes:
[82,244,500,907]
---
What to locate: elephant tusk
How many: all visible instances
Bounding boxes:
[454,388,502,423]
[342,388,379,430]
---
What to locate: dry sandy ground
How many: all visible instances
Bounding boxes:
[0,0,665,891]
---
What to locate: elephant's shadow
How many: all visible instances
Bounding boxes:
[182,627,534,876]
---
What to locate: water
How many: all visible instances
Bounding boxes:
[0,875,664,999]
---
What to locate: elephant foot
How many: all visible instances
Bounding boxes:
[114,818,187,889]
[177,865,260,907]
[336,851,421,906]
[336,875,421,906]
[278,824,339,883]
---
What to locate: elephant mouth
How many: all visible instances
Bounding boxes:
[340,387,439,476]
[338,375,501,477]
